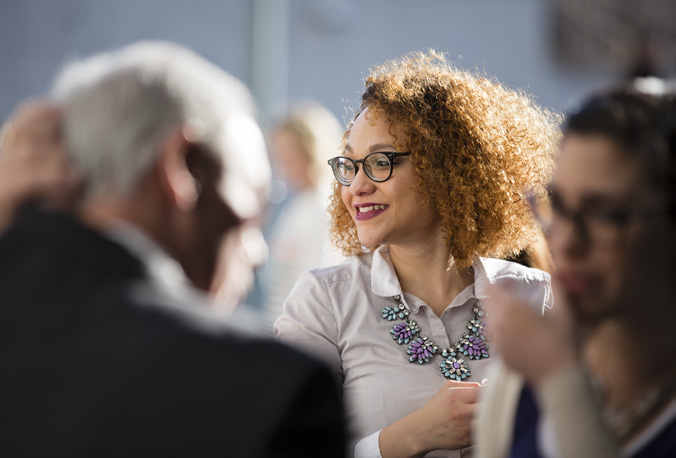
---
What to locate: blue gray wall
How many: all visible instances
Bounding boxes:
[1,0,616,123]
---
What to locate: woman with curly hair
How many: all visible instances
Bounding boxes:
[275,51,559,457]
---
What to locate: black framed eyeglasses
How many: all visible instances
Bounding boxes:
[327,152,410,185]
[527,187,667,247]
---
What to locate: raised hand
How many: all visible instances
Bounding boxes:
[0,101,80,232]
[485,279,576,386]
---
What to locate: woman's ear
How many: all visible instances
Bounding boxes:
[156,125,201,212]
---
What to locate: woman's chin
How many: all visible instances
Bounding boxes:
[355,231,383,249]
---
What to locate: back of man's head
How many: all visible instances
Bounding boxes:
[52,41,269,220]
[50,42,270,294]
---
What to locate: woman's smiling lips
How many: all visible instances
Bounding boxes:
[354,203,389,221]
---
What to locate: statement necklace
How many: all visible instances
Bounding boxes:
[381,295,489,380]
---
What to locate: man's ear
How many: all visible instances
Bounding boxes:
[156,125,201,212]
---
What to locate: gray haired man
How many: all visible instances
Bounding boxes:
[0,42,345,457]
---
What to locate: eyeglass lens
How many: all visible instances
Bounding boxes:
[333,152,392,184]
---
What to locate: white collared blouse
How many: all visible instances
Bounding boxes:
[274,245,553,458]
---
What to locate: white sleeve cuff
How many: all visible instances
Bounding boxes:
[354,430,383,458]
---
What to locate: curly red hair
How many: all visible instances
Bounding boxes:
[329,51,560,268]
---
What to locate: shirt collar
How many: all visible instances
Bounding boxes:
[371,245,402,298]
[102,220,267,336]
[370,245,534,310]
[103,221,193,295]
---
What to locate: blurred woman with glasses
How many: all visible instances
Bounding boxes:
[477,88,676,458]
[275,50,559,457]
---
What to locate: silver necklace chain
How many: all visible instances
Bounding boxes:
[591,366,676,442]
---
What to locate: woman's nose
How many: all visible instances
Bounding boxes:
[348,166,376,196]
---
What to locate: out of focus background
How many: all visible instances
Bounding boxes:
[3,0,675,123]
[3,0,674,314]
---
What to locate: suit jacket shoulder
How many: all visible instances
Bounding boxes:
[0,210,345,457]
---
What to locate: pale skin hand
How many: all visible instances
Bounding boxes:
[379,380,482,458]
[0,101,80,233]
[485,280,576,387]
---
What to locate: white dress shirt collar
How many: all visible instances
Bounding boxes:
[103,220,192,296]
[102,220,269,337]
[370,245,402,298]
[370,245,549,312]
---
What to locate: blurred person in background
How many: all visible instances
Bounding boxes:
[0,41,345,457]
[248,101,343,322]
[275,51,559,458]
[477,88,675,458]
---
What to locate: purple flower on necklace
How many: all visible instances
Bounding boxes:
[461,335,489,360]
[390,322,417,344]
[407,338,437,364]
[440,356,470,380]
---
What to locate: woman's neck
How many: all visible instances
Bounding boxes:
[389,239,473,317]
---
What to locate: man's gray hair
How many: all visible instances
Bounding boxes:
[53,41,269,217]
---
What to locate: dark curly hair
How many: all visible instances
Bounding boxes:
[329,50,560,268]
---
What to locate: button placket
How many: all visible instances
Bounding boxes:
[423,306,452,349]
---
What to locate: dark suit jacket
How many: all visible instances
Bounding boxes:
[0,210,346,457]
